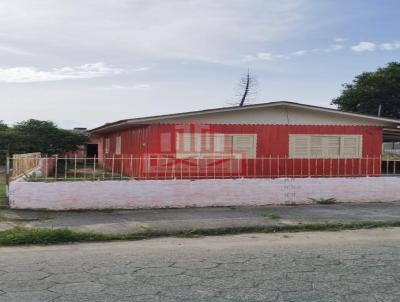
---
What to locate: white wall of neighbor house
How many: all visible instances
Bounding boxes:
[8,177,400,210]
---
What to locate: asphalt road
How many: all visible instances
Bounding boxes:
[0,229,400,302]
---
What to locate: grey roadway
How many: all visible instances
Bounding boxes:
[0,228,400,302]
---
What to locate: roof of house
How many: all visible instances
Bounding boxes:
[89,101,400,134]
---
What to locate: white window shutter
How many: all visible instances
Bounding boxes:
[194,133,202,153]
[105,138,110,154]
[310,136,323,158]
[290,135,309,158]
[341,136,361,158]
[289,134,362,159]
[232,135,256,158]
[182,133,191,152]
[115,136,121,155]
[202,133,211,151]
[326,136,340,157]
[214,134,225,153]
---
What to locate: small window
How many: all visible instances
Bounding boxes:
[289,135,362,158]
[115,136,122,155]
[105,138,110,154]
[232,134,257,158]
[202,132,211,152]
[176,133,202,158]
[326,136,341,157]
[213,134,225,153]
[182,133,192,152]
[176,132,257,158]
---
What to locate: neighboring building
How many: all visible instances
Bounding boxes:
[66,128,99,158]
[89,101,400,178]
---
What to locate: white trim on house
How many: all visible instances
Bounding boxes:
[90,101,400,134]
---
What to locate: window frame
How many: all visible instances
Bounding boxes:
[115,136,122,155]
[175,132,257,159]
[289,134,362,159]
[105,138,110,154]
[231,134,257,159]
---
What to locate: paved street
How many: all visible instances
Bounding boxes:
[0,228,400,302]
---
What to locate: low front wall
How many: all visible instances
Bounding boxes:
[8,177,400,210]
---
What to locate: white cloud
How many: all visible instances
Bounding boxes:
[131,67,150,72]
[242,55,256,62]
[0,62,123,83]
[379,41,400,50]
[247,42,343,62]
[257,52,274,60]
[324,44,343,53]
[0,0,312,65]
[334,37,347,42]
[351,42,376,52]
[0,44,34,56]
[293,50,307,56]
[101,84,151,90]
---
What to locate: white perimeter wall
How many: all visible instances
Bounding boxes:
[8,177,400,210]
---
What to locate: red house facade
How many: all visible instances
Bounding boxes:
[89,102,400,179]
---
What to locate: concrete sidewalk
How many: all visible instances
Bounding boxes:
[1,202,400,234]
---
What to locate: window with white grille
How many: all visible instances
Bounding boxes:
[232,135,256,158]
[213,134,226,153]
[289,135,362,158]
[176,133,256,158]
[115,136,122,155]
[105,138,110,154]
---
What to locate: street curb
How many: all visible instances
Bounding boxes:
[1,221,400,246]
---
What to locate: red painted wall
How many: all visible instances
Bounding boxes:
[96,123,383,178]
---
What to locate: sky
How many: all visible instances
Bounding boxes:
[1,0,400,129]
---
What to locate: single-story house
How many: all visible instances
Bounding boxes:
[89,101,400,179]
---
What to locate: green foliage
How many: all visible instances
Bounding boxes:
[0,185,6,207]
[0,121,8,131]
[1,222,400,246]
[332,62,400,118]
[0,227,110,245]
[0,119,87,156]
[262,212,281,219]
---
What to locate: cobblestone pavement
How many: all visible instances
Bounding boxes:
[0,228,400,302]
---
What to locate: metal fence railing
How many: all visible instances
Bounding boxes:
[383,149,400,160]
[9,155,400,181]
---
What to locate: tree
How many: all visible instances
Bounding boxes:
[0,119,88,156]
[332,62,400,118]
[0,121,8,131]
[0,121,9,164]
[231,69,258,107]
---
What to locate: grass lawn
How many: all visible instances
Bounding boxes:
[1,222,400,246]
